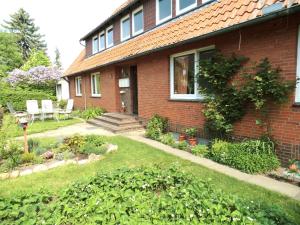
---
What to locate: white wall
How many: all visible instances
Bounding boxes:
[56,79,70,100]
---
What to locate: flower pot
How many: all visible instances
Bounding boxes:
[289,164,298,172]
[188,138,197,146]
[178,134,186,142]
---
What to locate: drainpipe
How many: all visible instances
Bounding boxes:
[84,75,87,110]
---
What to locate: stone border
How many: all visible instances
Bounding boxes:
[0,144,118,180]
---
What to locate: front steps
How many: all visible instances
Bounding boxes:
[87,113,144,133]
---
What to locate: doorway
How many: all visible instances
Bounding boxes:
[130,66,138,115]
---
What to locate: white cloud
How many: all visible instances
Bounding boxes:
[0,0,126,70]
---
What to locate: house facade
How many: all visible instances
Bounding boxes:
[65,0,300,165]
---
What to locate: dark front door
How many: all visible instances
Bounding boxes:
[130,66,138,115]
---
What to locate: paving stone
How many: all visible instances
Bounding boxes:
[88,154,101,161]
[47,160,66,169]
[20,168,33,176]
[65,159,78,165]
[0,173,9,180]
[78,159,89,165]
[10,170,20,178]
[32,164,48,173]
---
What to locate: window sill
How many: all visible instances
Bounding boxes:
[91,95,101,98]
[292,102,300,107]
[75,95,82,97]
[169,98,204,103]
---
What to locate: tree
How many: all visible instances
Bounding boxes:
[0,32,23,78]
[2,8,47,60]
[21,50,51,71]
[54,48,62,70]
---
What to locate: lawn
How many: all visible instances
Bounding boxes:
[2,114,82,137]
[0,136,299,223]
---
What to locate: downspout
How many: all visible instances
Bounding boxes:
[80,39,87,110]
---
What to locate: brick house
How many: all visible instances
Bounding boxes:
[65,0,300,164]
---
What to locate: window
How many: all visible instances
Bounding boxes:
[156,0,172,24]
[296,25,300,103]
[176,0,197,15]
[99,31,105,51]
[121,15,131,41]
[75,77,82,96]
[91,73,101,97]
[170,46,215,100]
[106,26,114,48]
[92,36,99,54]
[132,6,144,36]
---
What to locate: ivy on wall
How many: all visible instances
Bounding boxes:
[197,52,295,139]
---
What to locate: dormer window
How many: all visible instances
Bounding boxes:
[99,31,105,51]
[156,0,172,25]
[176,0,197,15]
[92,35,99,54]
[132,6,144,36]
[106,26,114,48]
[121,15,131,42]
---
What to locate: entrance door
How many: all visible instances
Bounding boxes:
[130,66,138,115]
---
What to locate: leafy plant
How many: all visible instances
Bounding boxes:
[0,166,295,224]
[63,134,86,154]
[176,141,189,151]
[80,142,107,155]
[79,107,106,120]
[191,144,208,156]
[28,138,40,152]
[185,128,197,138]
[21,152,36,164]
[159,133,176,147]
[145,114,168,140]
[58,100,67,109]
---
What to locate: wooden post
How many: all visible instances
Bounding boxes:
[23,125,28,153]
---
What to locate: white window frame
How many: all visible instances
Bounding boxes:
[156,0,172,25]
[170,45,215,100]
[75,76,82,97]
[99,31,105,51]
[132,6,144,36]
[106,25,114,48]
[91,72,101,97]
[176,0,197,16]
[121,15,131,42]
[296,25,300,103]
[92,35,99,54]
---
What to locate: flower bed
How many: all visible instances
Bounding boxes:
[0,135,118,179]
[0,166,295,224]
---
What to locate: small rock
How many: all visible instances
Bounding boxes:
[0,173,9,180]
[107,144,118,153]
[32,164,48,173]
[20,168,33,176]
[42,151,54,160]
[78,159,89,165]
[10,170,20,178]
[88,154,100,161]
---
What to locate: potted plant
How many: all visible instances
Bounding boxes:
[185,128,198,146]
[178,129,186,142]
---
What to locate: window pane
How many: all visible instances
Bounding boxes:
[174,54,195,94]
[107,28,113,46]
[93,37,98,53]
[199,49,215,60]
[134,10,143,33]
[179,0,196,10]
[100,34,105,49]
[122,18,130,39]
[95,75,100,94]
[159,0,171,21]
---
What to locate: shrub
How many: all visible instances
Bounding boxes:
[191,144,208,156]
[209,139,280,174]
[63,134,86,154]
[21,152,36,164]
[176,141,189,151]
[58,100,68,109]
[79,142,107,155]
[85,135,105,147]
[145,114,168,140]
[28,139,40,152]
[159,133,176,147]
[80,107,105,120]
[0,166,295,224]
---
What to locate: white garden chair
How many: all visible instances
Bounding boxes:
[58,99,74,119]
[41,100,55,120]
[26,100,41,123]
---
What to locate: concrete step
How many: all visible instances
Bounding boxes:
[96,115,137,126]
[102,113,136,121]
[87,118,144,134]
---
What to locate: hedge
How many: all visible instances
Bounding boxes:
[0,88,56,111]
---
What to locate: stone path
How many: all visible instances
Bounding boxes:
[123,132,300,201]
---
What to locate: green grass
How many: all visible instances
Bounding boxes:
[2,115,82,137]
[0,136,299,223]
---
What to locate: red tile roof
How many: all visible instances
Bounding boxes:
[65,0,300,76]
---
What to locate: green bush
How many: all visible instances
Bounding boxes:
[159,133,176,147]
[0,166,295,224]
[58,100,68,109]
[209,139,280,174]
[0,87,56,111]
[191,144,208,156]
[63,134,86,154]
[145,114,168,140]
[80,107,106,120]
[28,139,40,152]
[176,141,189,151]
[80,135,107,155]
[21,152,36,164]
[85,135,105,147]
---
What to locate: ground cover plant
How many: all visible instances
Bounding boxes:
[73,107,106,120]
[0,165,296,225]
[0,136,299,223]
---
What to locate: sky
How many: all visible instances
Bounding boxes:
[0,0,126,70]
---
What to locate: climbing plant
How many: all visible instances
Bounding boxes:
[197,52,295,139]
